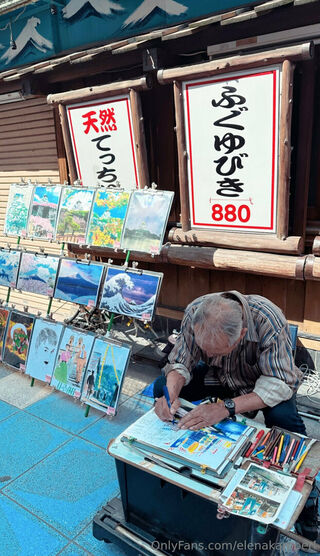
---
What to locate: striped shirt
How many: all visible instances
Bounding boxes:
[164,291,303,407]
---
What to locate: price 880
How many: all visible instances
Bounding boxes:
[211,203,251,224]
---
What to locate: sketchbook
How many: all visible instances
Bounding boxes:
[121,408,255,477]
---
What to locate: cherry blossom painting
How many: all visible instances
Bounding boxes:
[28,185,62,240]
[17,253,60,297]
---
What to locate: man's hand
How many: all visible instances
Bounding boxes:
[178,402,229,430]
[154,396,181,421]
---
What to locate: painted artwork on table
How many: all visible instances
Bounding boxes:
[0,249,21,288]
[0,308,10,358]
[17,253,60,297]
[26,319,64,383]
[81,337,131,414]
[99,266,162,322]
[3,311,34,370]
[56,187,95,244]
[27,185,62,240]
[121,190,174,254]
[51,327,95,397]
[4,183,34,236]
[54,258,104,307]
[86,189,130,248]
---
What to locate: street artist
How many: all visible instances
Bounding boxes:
[155,291,306,435]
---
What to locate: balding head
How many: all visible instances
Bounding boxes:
[192,294,246,357]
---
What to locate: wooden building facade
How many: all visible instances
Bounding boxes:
[1,0,320,353]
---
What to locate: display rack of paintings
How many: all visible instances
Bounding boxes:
[17,252,60,297]
[0,307,10,359]
[26,318,64,383]
[87,189,130,248]
[121,190,174,254]
[51,326,95,398]
[54,258,104,307]
[2,310,34,371]
[99,266,163,322]
[27,185,62,240]
[0,249,21,288]
[81,337,131,415]
[56,186,95,244]
[4,183,34,237]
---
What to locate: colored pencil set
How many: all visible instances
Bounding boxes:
[248,427,315,474]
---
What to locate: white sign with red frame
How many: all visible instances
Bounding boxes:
[183,66,281,232]
[67,95,140,188]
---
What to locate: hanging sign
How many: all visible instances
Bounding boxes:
[67,95,139,188]
[183,66,281,232]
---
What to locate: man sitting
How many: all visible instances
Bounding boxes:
[155,290,305,435]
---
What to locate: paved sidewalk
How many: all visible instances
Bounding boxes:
[0,359,159,556]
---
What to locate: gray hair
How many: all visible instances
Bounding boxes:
[192,294,243,348]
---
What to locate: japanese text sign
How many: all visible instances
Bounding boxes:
[183,67,281,232]
[67,95,139,188]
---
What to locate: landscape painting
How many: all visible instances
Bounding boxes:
[56,187,95,244]
[4,183,34,236]
[81,337,131,414]
[17,253,60,297]
[0,249,21,288]
[99,266,162,322]
[54,258,104,307]
[86,189,130,248]
[27,185,62,240]
[3,311,34,370]
[26,319,64,383]
[51,327,95,398]
[121,190,174,254]
[0,308,10,358]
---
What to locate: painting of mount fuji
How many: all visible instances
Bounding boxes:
[81,337,131,414]
[99,266,162,321]
[0,249,21,288]
[28,185,62,240]
[54,258,104,307]
[56,187,95,244]
[87,189,130,248]
[17,253,60,297]
[121,190,174,254]
[4,184,34,237]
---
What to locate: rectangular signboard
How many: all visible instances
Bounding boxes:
[183,66,281,232]
[67,95,139,188]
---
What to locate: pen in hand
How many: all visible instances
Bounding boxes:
[153,376,175,423]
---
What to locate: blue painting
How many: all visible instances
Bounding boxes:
[81,337,131,414]
[121,190,174,254]
[99,266,162,321]
[0,249,21,288]
[26,319,64,382]
[4,184,34,236]
[51,326,95,397]
[54,258,104,307]
[17,253,60,297]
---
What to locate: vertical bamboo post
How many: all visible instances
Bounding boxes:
[58,103,78,184]
[129,89,150,188]
[277,60,295,239]
[173,80,190,232]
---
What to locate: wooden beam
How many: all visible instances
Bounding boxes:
[58,103,77,184]
[173,80,190,231]
[157,42,313,84]
[47,76,150,106]
[53,106,68,184]
[168,227,303,254]
[277,60,294,239]
[129,89,149,188]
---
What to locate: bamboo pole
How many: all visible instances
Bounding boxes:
[277,60,294,239]
[129,89,149,188]
[58,103,78,184]
[168,228,303,254]
[47,76,149,106]
[157,42,313,84]
[173,80,190,231]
